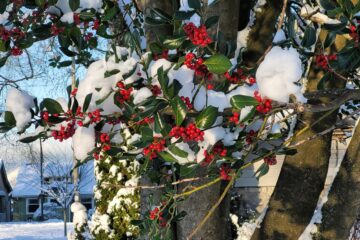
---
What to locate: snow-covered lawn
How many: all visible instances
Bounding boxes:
[0,220,72,240]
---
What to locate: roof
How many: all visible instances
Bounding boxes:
[11,163,41,197]
[0,159,12,193]
[78,161,95,195]
[11,160,95,198]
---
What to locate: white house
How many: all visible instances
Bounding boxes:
[11,160,95,221]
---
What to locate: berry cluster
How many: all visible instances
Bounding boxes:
[184,53,212,79]
[180,96,193,109]
[41,111,50,122]
[149,207,167,227]
[245,130,256,144]
[183,23,212,47]
[88,109,102,124]
[206,84,214,90]
[151,85,162,96]
[350,25,359,47]
[92,19,100,30]
[169,123,204,142]
[70,88,78,96]
[219,164,231,181]
[41,111,59,123]
[143,138,166,160]
[51,121,76,142]
[202,144,227,166]
[229,112,240,124]
[153,49,169,60]
[10,47,23,56]
[224,68,246,84]
[116,82,133,104]
[264,155,277,166]
[99,133,111,152]
[51,24,65,36]
[106,117,121,125]
[84,32,94,42]
[254,91,272,114]
[315,54,337,70]
[73,13,81,25]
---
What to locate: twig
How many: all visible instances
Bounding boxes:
[277,0,288,31]
[102,176,204,189]
[288,108,360,148]
[174,177,221,199]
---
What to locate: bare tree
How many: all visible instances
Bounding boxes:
[24,140,93,237]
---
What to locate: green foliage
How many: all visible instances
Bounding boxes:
[230,95,258,109]
[203,54,232,74]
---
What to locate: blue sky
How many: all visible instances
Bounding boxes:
[0,37,108,171]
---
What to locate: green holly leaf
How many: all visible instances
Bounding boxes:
[158,151,177,162]
[301,26,316,48]
[69,0,80,11]
[188,0,201,10]
[171,96,187,126]
[4,111,16,127]
[195,106,218,129]
[168,145,189,158]
[43,98,64,114]
[230,95,258,109]
[255,162,269,179]
[204,54,232,74]
[83,93,92,112]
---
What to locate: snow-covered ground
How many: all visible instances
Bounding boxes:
[0,220,72,240]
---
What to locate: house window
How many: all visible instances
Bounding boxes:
[82,198,93,210]
[26,198,40,214]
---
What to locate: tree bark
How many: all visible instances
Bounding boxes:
[252,32,347,239]
[242,0,282,67]
[138,0,176,237]
[176,1,239,239]
[64,207,68,237]
[138,0,174,46]
[315,122,360,239]
[176,169,231,240]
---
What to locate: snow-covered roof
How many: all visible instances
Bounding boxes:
[11,163,41,197]
[78,160,95,195]
[7,167,20,188]
[11,161,95,198]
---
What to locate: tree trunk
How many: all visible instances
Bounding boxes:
[252,33,347,239]
[64,207,68,237]
[315,122,360,239]
[176,1,239,239]
[137,0,174,46]
[176,169,230,240]
[203,0,240,55]
[242,0,282,67]
[139,0,176,236]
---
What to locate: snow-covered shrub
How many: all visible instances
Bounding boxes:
[69,197,91,240]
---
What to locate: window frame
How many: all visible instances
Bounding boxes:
[26,198,40,215]
[81,197,94,210]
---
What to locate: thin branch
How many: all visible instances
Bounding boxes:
[102,176,204,189]
[288,108,360,148]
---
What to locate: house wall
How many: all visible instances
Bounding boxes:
[13,195,95,222]
[0,171,11,222]
[12,198,32,221]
